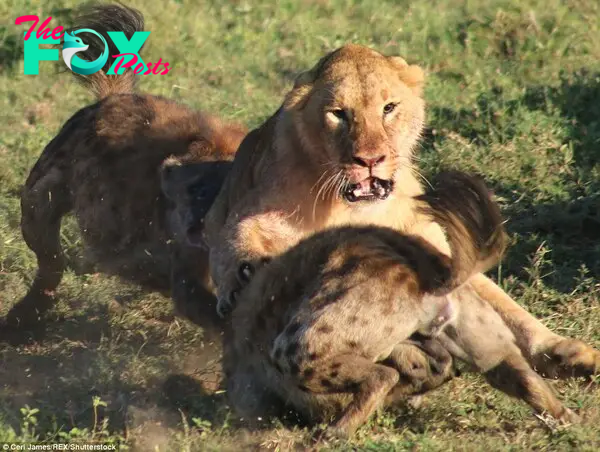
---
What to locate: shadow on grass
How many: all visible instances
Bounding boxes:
[422,71,600,293]
[522,69,600,182]
[424,70,600,171]
[0,304,227,438]
[499,193,600,288]
[499,72,600,290]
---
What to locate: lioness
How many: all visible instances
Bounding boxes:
[8,5,244,333]
[227,171,577,438]
[200,44,600,381]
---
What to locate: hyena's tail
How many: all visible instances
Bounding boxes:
[66,4,145,99]
[416,170,508,295]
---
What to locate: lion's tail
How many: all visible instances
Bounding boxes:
[416,171,507,295]
[66,4,145,99]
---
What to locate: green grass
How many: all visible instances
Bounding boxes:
[1,0,600,450]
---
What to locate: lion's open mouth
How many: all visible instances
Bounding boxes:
[342,177,394,202]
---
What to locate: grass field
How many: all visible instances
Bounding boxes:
[1,0,600,450]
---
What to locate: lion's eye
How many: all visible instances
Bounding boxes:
[383,103,397,115]
[331,109,348,121]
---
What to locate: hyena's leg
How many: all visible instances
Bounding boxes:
[170,245,224,342]
[468,274,600,379]
[484,353,578,423]
[291,354,399,438]
[226,362,287,426]
[8,162,72,327]
[383,337,456,406]
[440,291,579,423]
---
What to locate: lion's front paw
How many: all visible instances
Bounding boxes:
[216,259,271,318]
[216,262,254,318]
[533,338,600,380]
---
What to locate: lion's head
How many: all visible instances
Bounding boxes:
[283,44,425,203]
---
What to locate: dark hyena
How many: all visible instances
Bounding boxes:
[10,4,246,332]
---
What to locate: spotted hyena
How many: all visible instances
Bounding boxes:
[225,172,578,438]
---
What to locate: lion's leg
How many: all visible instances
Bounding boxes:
[212,211,295,318]
[468,274,600,379]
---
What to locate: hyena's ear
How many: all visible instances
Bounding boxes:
[160,157,200,203]
[388,56,425,97]
[161,158,231,247]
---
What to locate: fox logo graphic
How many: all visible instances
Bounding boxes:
[61,32,89,69]
[62,29,109,75]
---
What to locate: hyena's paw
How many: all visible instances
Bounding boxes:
[413,337,458,390]
[384,336,456,407]
[533,338,600,380]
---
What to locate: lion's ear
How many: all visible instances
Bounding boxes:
[389,56,425,97]
[285,52,335,109]
[389,56,409,68]
[292,51,333,88]
[284,68,317,110]
[292,69,316,89]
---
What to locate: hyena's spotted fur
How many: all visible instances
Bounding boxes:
[226,172,578,438]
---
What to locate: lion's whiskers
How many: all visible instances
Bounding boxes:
[407,165,433,190]
[311,167,335,194]
[323,170,343,200]
[332,172,348,200]
[312,168,342,221]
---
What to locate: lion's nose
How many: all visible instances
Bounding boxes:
[352,155,386,168]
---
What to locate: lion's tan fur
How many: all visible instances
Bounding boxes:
[224,172,580,437]
[201,44,600,421]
